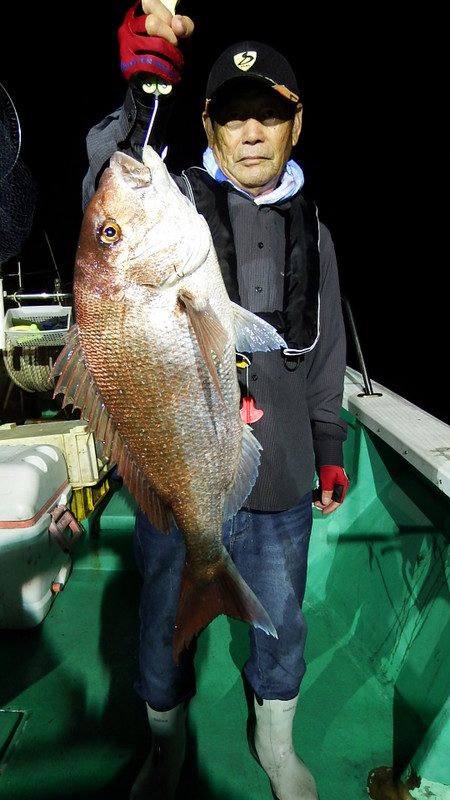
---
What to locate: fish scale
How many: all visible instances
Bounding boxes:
[53,145,288,661]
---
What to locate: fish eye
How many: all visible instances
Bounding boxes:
[98,218,122,245]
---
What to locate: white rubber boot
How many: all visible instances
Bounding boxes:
[129,701,187,800]
[250,694,319,800]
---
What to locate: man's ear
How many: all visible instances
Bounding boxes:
[292,105,303,146]
[202,112,215,148]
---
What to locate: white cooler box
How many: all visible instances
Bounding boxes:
[0,443,73,628]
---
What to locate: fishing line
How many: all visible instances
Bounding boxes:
[141,88,169,161]
[143,93,159,151]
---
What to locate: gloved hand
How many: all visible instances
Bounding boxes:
[313,465,349,514]
[118,0,185,84]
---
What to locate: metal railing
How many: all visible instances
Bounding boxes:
[341,293,382,398]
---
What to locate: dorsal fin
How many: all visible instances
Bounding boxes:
[52,325,172,532]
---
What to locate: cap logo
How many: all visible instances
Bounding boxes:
[233,51,257,72]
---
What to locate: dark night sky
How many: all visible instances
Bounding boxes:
[1,3,447,423]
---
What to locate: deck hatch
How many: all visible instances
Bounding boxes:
[0,709,26,771]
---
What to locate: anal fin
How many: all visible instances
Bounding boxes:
[223,423,262,521]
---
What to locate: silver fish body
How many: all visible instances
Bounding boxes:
[53,146,286,660]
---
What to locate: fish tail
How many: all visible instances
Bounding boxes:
[173,547,277,663]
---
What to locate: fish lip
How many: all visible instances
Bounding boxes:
[126,246,193,277]
[160,269,186,288]
[148,217,213,289]
[134,248,213,290]
[159,258,207,288]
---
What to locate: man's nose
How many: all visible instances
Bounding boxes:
[241,117,264,139]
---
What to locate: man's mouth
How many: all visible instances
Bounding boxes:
[239,155,267,163]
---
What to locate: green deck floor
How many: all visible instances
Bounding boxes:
[0,564,399,800]
[1,414,449,800]
[0,495,414,800]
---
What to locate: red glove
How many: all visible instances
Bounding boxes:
[118,1,184,84]
[315,465,349,503]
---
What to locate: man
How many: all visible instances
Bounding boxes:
[83,2,349,798]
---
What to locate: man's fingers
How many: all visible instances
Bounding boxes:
[142,0,174,20]
[145,16,178,44]
[142,0,194,43]
[312,489,333,507]
[172,15,194,39]
[320,491,334,507]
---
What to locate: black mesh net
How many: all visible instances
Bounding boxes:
[0,82,37,264]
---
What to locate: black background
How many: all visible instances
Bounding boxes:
[1,3,447,423]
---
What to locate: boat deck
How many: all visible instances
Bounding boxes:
[0,482,438,800]
[1,378,450,799]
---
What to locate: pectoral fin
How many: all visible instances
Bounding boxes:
[179,290,228,397]
[232,302,287,352]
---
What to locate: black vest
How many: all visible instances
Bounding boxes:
[178,167,320,352]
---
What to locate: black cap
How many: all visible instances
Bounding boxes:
[205,41,300,110]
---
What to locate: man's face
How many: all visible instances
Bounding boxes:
[202,84,303,197]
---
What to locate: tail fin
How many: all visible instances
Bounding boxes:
[172,547,277,663]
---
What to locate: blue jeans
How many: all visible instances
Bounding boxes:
[133,492,312,711]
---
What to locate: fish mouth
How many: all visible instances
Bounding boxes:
[160,260,204,288]
[132,215,213,289]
